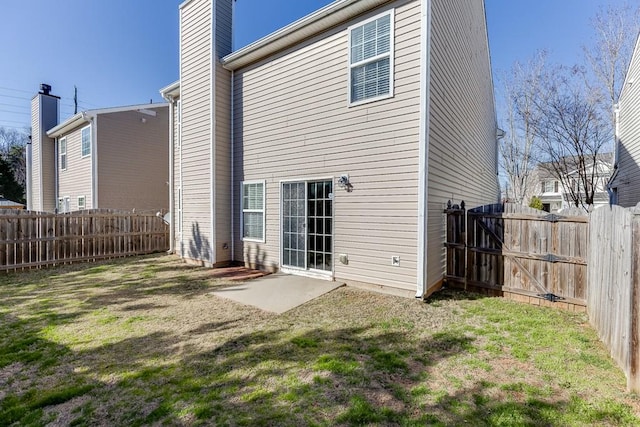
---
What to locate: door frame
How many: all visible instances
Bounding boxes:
[279,176,335,280]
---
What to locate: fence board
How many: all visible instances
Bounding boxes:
[587,205,639,392]
[0,209,168,271]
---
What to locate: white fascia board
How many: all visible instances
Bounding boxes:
[179,0,195,10]
[222,0,392,70]
[160,80,180,99]
[46,113,87,138]
[619,33,640,103]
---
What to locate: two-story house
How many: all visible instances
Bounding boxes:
[533,156,612,212]
[28,85,170,213]
[161,0,501,298]
[610,33,640,207]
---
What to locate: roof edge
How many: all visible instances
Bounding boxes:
[160,80,180,99]
[47,102,169,138]
[619,32,640,103]
[222,0,391,70]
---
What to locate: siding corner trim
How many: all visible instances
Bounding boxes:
[416,0,431,298]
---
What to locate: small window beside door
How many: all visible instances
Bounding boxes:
[241,181,265,242]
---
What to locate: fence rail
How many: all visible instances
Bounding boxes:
[0,209,169,271]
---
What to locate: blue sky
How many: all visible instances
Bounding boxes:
[0,0,619,132]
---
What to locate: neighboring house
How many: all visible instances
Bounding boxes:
[532,156,612,212]
[28,85,169,213]
[0,197,25,210]
[161,0,501,298]
[610,34,640,207]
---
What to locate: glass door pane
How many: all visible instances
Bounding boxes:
[307,180,332,271]
[282,182,306,268]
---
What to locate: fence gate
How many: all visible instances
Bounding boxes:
[445,202,588,309]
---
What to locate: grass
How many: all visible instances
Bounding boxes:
[0,254,638,426]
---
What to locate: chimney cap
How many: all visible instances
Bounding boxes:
[39,83,52,96]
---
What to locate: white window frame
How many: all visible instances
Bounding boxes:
[58,196,70,213]
[77,195,86,211]
[241,180,266,243]
[59,137,67,171]
[348,9,395,106]
[81,125,91,157]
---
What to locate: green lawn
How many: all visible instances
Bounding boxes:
[0,254,638,426]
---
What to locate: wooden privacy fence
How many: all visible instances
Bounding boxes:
[445,202,588,310]
[0,209,169,271]
[445,202,640,392]
[587,205,640,392]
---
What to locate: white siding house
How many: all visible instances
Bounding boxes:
[611,34,640,207]
[163,0,500,297]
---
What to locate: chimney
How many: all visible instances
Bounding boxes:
[28,84,60,212]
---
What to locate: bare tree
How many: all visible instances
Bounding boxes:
[531,66,611,208]
[498,52,546,205]
[583,2,640,129]
[0,127,29,192]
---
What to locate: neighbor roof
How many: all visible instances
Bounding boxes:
[0,197,24,208]
[47,102,168,138]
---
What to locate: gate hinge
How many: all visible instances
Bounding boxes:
[538,293,564,302]
[543,253,560,263]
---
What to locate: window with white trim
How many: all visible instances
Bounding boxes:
[77,196,86,210]
[242,181,265,241]
[58,197,70,213]
[349,10,394,105]
[81,125,91,157]
[59,137,67,170]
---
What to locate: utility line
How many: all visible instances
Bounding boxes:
[0,109,30,116]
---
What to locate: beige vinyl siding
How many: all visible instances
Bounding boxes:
[57,125,93,210]
[97,107,169,211]
[30,95,59,212]
[616,40,640,207]
[180,0,214,264]
[214,0,233,262]
[173,98,183,255]
[30,97,41,211]
[233,0,421,291]
[426,0,499,287]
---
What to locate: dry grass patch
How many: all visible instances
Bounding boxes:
[0,254,638,426]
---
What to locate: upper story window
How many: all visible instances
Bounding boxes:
[81,125,91,157]
[348,10,394,105]
[59,137,67,170]
[542,181,558,193]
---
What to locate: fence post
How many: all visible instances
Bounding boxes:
[630,211,640,392]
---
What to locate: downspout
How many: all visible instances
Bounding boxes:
[607,104,620,204]
[230,69,235,261]
[166,95,175,253]
[54,138,58,211]
[416,0,431,298]
[209,3,217,266]
[93,115,98,208]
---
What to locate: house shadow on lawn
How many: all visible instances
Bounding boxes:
[0,256,637,425]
